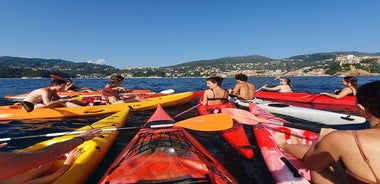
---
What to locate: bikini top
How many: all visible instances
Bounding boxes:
[350,131,380,184]
[335,87,355,96]
[207,89,228,102]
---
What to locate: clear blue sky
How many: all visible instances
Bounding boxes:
[0,0,379,68]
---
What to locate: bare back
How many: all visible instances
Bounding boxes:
[233,81,256,100]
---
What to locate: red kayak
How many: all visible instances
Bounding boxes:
[197,101,254,159]
[255,91,357,113]
[98,104,237,184]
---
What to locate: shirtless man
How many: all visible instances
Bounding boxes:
[230,74,256,100]
[23,79,84,109]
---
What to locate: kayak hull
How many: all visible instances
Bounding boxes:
[19,107,131,184]
[99,104,237,184]
[255,91,357,113]
[0,92,193,121]
[197,102,254,159]
[230,98,366,126]
[249,102,318,183]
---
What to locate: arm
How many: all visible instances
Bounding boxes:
[303,130,341,170]
[0,129,102,179]
[202,90,210,105]
[320,87,351,99]
[262,85,282,91]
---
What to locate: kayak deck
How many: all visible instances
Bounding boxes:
[99,104,237,184]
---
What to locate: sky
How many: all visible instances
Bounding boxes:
[0,0,379,69]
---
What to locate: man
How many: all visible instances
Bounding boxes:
[230,73,256,100]
[23,79,84,110]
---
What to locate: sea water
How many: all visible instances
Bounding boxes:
[0,76,378,183]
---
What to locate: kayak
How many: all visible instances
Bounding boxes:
[230,98,367,126]
[255,91,357,113]
[18,107,131,184]
[3,89,164,101]
[248,102,318,183]
[197,102,254,159]
[98,104,237,184]
[0,92,193,121]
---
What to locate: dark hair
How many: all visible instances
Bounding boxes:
[356,80,380,118]
[51,79,67,86]
[235,74,248,82]
[281,78,293,90]
[343,76,358,89]
[110,74,125,83]
[207,76,224,86]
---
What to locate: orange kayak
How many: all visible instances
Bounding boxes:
[0,92,193,121]
[98,104,237,184]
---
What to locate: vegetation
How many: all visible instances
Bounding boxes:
[0,51,379,78]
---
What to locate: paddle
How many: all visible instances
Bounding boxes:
[21,96,84,113]
[0,113,233,142]
[173,103,201,119]
[256,71,289,92]
[221,108,321,133]
[120,89,175,97]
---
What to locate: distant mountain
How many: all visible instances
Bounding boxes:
[173,55,274,67]
[0,56,119,78]
[0,51,379,78]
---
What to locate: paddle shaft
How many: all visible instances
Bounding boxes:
[256,71,289,92]
[269,121,321,133]
[0,113,232,142]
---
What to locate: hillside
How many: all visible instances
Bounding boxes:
[0,51,379,78]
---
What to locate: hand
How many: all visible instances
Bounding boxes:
[0,142,7,148]
[77,129,103,141]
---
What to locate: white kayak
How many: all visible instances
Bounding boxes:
[229,98,367,125]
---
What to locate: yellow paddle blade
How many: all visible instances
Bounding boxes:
[174,113,233,131]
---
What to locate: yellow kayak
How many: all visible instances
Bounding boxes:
[19,107,131,184]
[0,92,193,121]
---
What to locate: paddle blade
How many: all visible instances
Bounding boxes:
[221,108,263,125]
[174,113,233,131]
[160,89,175,94]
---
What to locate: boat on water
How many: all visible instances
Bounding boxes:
[197,101,254,159]
[98,104,237,184]
[3,89,170,101]
[13,107,131,184]
[223,102,318,183]
[255,91,357,113]
[0,92,193,121]
[230,98,367,126]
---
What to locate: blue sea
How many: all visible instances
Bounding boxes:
[0,76,378,184]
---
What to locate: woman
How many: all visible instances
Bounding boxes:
[202,76,229,106]
[262,78,292,92]
[320,76,358,99]
[275,80,380,183]
[102,73,144,104]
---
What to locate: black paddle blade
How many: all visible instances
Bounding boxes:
[20,101,34,112]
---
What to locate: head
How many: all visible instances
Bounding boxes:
[50,79,67,90]
[235,73,248,82]
[280,78,292,89]
[110,73,125,84]
[343,76,358,89]
[206,76,224,88]
[356,80,380,119]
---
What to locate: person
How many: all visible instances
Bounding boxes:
[202,76,229,106]
[274,80,380,183]
[320,76,358,99]
[64,79,93,93]
[229,73,256,100]
[102,73,145,104]
[22,79,86,109]
[261,77,293,92]
[0,129,102,180]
